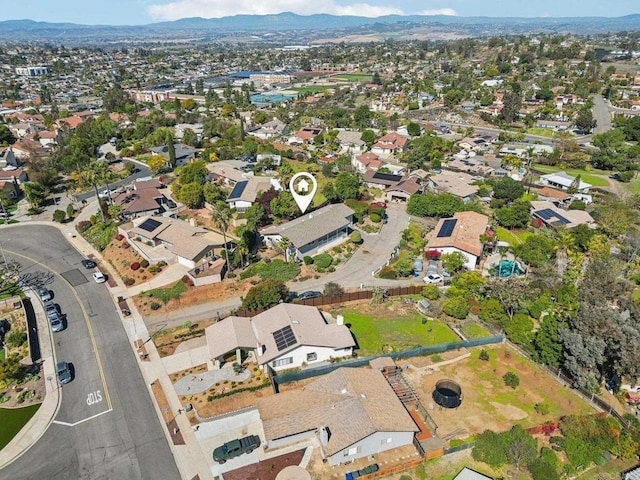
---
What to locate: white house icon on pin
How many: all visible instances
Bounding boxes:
[297,178,310,193]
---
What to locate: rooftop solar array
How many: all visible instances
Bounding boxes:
[273,325,297,351]
[535,208,570,224]
[139,218,161,232]
[372,172,403,182]
[228,180,248,200]
[437,219,457,238]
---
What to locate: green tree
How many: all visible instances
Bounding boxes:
[478,298,508,327]
[177,160,208,185]
[0,124,16,145]
[52,209,66,223]
[242,279,289,310]
[492,177,525,201]
[575,108,596,134]
[505,313,534,345]
[505,425,537,470]
[166,132,176,169]
[514,235,556,267]
[0,354,24,384]
[177,182,204,208]
[503,371,520,388]
[22,182,48,211]
[102,86,130,112]
[442,295,470,319]
[270,192,299,221]
[472,430,508,467]
[210,202,232,270]
[494,199,531,229]
[407,193,463,217]
[441,252,467,274]
[147,154,168,173]
[361,129,375,145]
[332,172,360,201]
[406,122,421,137]
[501,91,522,124]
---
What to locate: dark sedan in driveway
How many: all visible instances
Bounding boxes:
[298,291,322,301]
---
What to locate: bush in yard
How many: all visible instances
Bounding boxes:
[76,220,91,233]
[442,295,470,319]
[370,213,381,223]
[323,282,344,297]
[148,264,161,274]
[313,253,332,269]
[479,349,490,361]
[422,284,440,300]
[181,275,193,286]
[535,402,551,415]
[303,256,314,265]
[241,279,289,310]
[5,330,27,348]
[378,266,398,279]
[503,371,520,388]
[66,203,75,218]
[130,262,141,270]
[123,277,135,286]
[150,302,161,310]
[115,233,124,241]
[122,242,130,249]
[140,259,149,268]
[52,209,66,223]
[349,231,362,244]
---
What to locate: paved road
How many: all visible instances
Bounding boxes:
[592,94,613,135]
[0,225,179,480]
[75,160,150,202]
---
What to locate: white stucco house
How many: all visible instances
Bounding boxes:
[256,367,419,465]
[205,303,356,372]
[424,211,490,271]
[538,171,591,193]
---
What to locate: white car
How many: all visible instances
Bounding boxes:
[92,271,106,283]
[423,273,444,284]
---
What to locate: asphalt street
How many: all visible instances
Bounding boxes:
[75,160,150,202]
[0,225,179,480]
[592,94,613,135]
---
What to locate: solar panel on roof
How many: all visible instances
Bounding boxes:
[373,172,403,182]
[139,218,161,232]
[437,219,457,238]
[535,208,571,225]
[228,181,248,200]
[273,325,297,351]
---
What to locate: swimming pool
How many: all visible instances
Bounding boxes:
[496,259,525,277]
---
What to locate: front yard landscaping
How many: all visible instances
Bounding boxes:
[533,163,611,187]
[102,235,166,286]
[0,403,41,450]
[151,319,213,357]
[339,303,460,356]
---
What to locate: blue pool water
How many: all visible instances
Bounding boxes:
[497,260,525,277]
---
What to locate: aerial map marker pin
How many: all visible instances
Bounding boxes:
[289,172,317,213]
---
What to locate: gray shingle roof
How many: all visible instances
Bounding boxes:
[260,203,354,248]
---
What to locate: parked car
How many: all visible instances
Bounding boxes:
[92,271,106,283]
[56,361,72,384]
[81,259,97,269]
[49,313,65,332]
[37,287,52,302]
[298,291,321,301]
[213,435,261,464]
[370,201,387,209]
[423,273,444,284]
[44,301,59,319]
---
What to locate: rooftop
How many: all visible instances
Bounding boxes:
[425,211,489,257]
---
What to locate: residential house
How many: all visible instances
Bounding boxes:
[424,211,490,270]
[336,130,366,154]
[207,161,248,186]
[0,147,18,169]
[385,177,424,202]
[538,171,591,193]
[205,303,355,371]
[256,366,419,466]
[256,153,282,167]
[534,187,571,204]
[174,123,204,142]
[247,118,289,139]
[150,143,196,167]
[371,132,409,156]
[11,139,47,160]
[453,467,494,480]
[352,152,384,174]
[122,215,229,268]
[109,179,169,218]
[499,144,553,158]
[427,170,479,202]
[530,200,596,229]
[0,169,28,186]
[261,203,354,260]
[621,464,640,480]
[363,170,403,189]
[289,126,323,145]
[227,176,282,212]
[0,178,19,199]
[535,119,571,131]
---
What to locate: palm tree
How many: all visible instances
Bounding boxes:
[277,237,292,262]
[236,239,249,269]
[555,229,576,277]
[210,202,232,271]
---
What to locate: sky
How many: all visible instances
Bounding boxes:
[1,0,638,25]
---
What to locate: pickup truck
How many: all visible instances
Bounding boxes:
[213,435,260,464]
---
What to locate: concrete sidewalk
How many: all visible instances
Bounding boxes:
[0,294,61,469]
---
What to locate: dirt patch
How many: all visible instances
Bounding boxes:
[186,385,275,421]
[152,320,214,357]
[411,345,594,440]
[223,449,305,480]
[102,238,163,286]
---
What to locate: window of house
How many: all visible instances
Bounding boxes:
[273,357,293,367]
[307,352,317,362]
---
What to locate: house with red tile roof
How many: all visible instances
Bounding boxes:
[371,132,409,156]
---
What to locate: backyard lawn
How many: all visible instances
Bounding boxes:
[330,73,373,82]
[533,163,611,187]
[340,308,459,356]
[0,404,40,450]
[525,127,555,138]
[495,226,531,245]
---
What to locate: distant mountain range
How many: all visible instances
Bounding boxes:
[1,12,638,45]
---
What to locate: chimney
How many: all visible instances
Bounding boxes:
[319,426,330,445]
[337,315,344,325]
